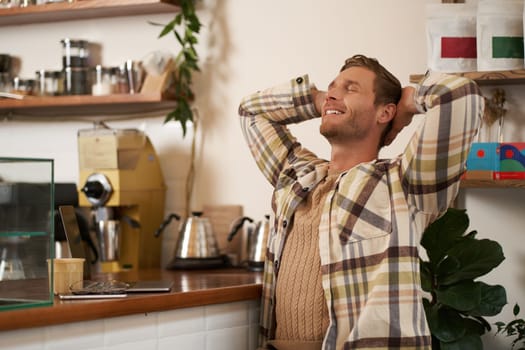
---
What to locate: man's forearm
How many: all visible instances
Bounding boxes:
[238,74,319,123]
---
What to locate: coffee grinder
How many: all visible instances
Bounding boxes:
[77,126,165,273]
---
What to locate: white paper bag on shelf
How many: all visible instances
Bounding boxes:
[477,0,524,71]
[426,3,477,73]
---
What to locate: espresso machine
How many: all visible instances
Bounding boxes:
[77,126,165,273]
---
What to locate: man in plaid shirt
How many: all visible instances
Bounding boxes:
[238,55,484,350]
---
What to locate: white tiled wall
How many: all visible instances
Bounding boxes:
[0,300,260,350]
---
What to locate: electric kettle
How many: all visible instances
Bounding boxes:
[227,215,270,271]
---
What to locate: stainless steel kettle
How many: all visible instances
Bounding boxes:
[155,211,228,269]
[227,215,270,271]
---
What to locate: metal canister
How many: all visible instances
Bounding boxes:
[64,67,89,95]
[61,38,89,69]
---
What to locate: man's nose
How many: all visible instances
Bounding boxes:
[326,88,342,101]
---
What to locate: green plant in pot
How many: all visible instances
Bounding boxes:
[420,208,507,349]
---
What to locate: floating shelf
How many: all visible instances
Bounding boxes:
[0,0,180,26]
[460,179,525,189]
[0,93,177,117]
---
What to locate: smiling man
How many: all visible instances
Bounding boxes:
[238,54,484,350]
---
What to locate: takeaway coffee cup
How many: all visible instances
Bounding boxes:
[47,258,85,295]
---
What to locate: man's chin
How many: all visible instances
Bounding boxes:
[320,125,338,140]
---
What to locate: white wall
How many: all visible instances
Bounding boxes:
[0,1,523,347]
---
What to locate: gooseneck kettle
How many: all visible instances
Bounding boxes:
[155,211,228,269]
[227,215,270,271]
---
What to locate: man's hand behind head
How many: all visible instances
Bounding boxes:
[384,86,417,146]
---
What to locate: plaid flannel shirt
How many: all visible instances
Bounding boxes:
[238,72,483,349]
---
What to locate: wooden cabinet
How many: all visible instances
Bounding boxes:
[411,69,525,189]
[0,0,180,118]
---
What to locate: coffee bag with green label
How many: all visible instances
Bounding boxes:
[477,0,524,71]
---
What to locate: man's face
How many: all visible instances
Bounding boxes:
[320,66,382,143]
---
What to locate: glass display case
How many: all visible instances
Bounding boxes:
[0,157,54,311]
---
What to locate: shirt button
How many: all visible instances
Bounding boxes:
[296,77,303,84]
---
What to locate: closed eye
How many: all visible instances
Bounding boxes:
[346,80,360,92]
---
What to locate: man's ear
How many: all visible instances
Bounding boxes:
[377,103,396,125]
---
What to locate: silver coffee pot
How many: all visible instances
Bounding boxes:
[227,215,270,271]
[155,211,228,269]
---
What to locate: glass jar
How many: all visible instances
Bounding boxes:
[60,38,89,69]
[0,72,12,93]
[12,77,37,96]
[109,66,128,94]
[91,65,111,96]
[19,0,36,6]
[36,70,64,96]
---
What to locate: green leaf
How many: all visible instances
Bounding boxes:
[440,238,505,285]
[472,315,492,332]
[468,283,507,317]
[436,281,481,311]
[158,16,179,38]
[440,333,483,350]
[187,13,201,32]
[464,230,478,239]
[174,30,184,46]
[174,13,182,26]
[514,303,521,316]
[421,208,469,268]
[425,304,466,343]
[436,255,460,279]
[495,321,506,333]
[463,318,486,336]
[420,260,433,293]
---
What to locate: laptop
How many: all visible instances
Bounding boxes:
[58,205,173,298]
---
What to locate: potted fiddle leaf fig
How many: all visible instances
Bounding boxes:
[151,0,201,136]
[420,208,507,349]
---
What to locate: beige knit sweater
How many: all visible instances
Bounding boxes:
[270,173,339,350]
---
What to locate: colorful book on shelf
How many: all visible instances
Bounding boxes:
[496,142,525,179]
[493,172,525,180]
[465,142,500,179]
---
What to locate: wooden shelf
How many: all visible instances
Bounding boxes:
[0,93,178,117]
[460,179,525,189]
[0,0,180,26]
[410,69,525,85]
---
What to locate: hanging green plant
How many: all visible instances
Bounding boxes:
[151,0,201,136]
[420,208,507,349]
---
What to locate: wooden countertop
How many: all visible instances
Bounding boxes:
[0,268,262,332]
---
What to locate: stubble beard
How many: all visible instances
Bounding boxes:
[320,116,364,144]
